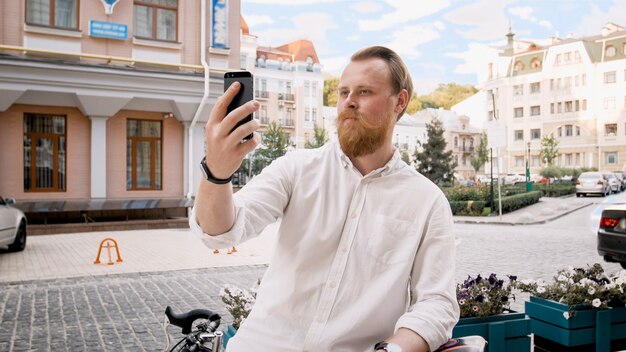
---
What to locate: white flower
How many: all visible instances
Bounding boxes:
[563,312,570,320]
[588,287,596,295]
[592,299,602,308]
[537,286,546,293]
[558,275,568,282]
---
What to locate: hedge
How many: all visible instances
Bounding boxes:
[533,184,576,197]
[448,191,542,215]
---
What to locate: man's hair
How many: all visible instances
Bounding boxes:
[351,46,413,119]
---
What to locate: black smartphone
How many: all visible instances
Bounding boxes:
[224,71,254,141]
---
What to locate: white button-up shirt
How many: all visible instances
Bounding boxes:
[189,141,459,351]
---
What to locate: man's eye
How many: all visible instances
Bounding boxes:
[339,91,349,97]
[359,89,370,95]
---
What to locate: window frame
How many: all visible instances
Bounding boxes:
[126,119,163,191]
[25,0,79,29]
[530,105,541,116]
[604,71,616,84]
[605,123,617,137]
[514,130,524,141]
[23,113,67,192]
[133,0,179,42]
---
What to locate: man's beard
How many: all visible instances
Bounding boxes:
[337,110,394,158]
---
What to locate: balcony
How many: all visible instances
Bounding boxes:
[284,93,294,101]
[255,90,268,99]
[284,119,294,128]
[259,117,269,125]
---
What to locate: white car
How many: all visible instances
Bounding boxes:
[504,173,524,185]
[0,196,27,252]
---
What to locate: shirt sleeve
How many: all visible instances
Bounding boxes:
[188,152,295,249]
[394,192,460,351]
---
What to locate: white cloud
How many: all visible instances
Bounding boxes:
[385,22,444,58]
[320,56,350,76]
[346,35,361,41]
[244,0,339,4]
[350,1,383,14]
[446,42,497,76]
[358,0,451,31]
[444,0,515,41]
[254,12,338,55]
[578,0,626,36]
[508,5,552,30]
[412,77,443,96]
[244,14,274,27]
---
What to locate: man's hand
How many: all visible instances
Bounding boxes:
[383,328,430,352]
[204,81,261,179]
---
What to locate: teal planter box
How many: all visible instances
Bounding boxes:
[526,296,626,352]
[222,324,237,348]
[452,312,530,352]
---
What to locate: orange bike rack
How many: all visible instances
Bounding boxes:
[94,237,123,265]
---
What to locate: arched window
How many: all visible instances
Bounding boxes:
[605,45,616,57]
[531,58,541,69]
[514,60,525,71]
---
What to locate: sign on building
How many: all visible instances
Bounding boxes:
[89,21,128,40]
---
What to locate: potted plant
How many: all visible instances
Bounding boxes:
[453,273,531,352]
[219,280,260,348]
[514,263,626,352]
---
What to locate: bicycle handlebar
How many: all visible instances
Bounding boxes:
[165,306,221,334]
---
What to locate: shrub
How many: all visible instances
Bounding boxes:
[500,191,542,214]
[457,273,518,318]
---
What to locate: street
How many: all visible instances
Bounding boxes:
[0,199,623,351]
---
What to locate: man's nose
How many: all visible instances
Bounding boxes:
[344,93,358,109]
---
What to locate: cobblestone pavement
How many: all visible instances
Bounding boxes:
[1,198,624,351]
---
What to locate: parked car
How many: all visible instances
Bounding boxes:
[504,173,524,185]
[576,172,610,197]
[598,204,626,269]
[0,196,27,252]
[613,172,626,191]
[604,172,621,193]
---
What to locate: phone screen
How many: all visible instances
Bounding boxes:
[224,71,254,141]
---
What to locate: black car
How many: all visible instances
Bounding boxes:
[598,205,626,269]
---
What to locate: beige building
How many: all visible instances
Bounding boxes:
[240,18,324,148]
[480,23,626,174]
[413,109,483,179]
[0,0,243,209]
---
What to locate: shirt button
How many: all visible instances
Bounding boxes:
[351,212,356,219]
[330,282,337,288]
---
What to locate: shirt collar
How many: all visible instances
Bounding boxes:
[334,141,403,178]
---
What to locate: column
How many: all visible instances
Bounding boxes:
[89,116,109,198]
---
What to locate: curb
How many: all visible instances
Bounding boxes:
[453,202,593,226]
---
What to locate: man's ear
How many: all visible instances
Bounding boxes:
[395,89,409,114]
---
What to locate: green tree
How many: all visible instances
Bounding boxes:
[305,123,329,149]
[323,77,339,107]
[240,121,290,177]
[401,149,411,165]
[470,132,489,174]
[413,118,457,185]
[430,83,478,109]
[540,135,559,166]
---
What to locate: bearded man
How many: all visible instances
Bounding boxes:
[190,46,459,352]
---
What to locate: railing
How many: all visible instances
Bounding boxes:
[284,119,294,127]
[284,93,294,101]
[255,90,268,99]
[259,117,269,125]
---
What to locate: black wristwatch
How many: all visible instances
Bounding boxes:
[374,341,402,352]
[199,156,233,185]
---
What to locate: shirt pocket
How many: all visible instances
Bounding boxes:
[365,214,417,265]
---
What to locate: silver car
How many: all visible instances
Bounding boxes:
[0,196,27,252]
[604,172,621,193]
[576,172,610,197]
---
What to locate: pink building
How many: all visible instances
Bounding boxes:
[0,0,242,223]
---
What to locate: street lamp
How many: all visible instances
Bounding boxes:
[526,141,531,192]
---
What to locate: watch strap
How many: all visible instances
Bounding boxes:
[374,341,388,351]
[200,156,233,184]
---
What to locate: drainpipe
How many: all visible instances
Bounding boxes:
[187,0,211,199]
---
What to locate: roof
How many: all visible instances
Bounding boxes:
[276,39,320,64]
[240,15,250,35]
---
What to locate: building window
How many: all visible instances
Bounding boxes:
[304,108,310,122]
[514,107,523,118]
[513,85,523,96]
[26,0,78,29]
[550,103,555,114]
[126,119,162,190]
[514,130,524,141]
[312,82,317,97]
[515,156,524,167]
[564,153,572,166]
[576,126,581,136]
[530,58,541,69]
[555,54,562,66]
[454,136,458,147]
[581,74,586,85]
[604,97,616,110]
[530,82,540,94]
[582,99,587,110]
[564,101,573,112]
[531,155,540,167]
[605,45,616,58]
[488,63,493,79]
[557,102,562,113]
[575,100,580,111]
[564,52,572,63]
[604,71,616,84]
[304,81,310,97]
[565,125,573,137]
[605,123,617,136]
[606,152,617,165]
[134,0,178,41]
[575,51,581,63]
[530,105,541,116]
[23,114,66,192]
[513,61,524,72]
[531,129,541,140]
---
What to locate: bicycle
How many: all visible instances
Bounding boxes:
[164,306,486,352]
[164,306,224,352]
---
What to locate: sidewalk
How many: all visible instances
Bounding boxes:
[0,196,593,283]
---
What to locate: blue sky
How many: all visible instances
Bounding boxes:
[241,0,626,95]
